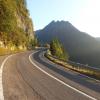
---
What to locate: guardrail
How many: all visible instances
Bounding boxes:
[45,50,100,80]
[68,60,100,71]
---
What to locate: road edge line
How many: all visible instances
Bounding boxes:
[0,54,14,100]
[29,52,97,100]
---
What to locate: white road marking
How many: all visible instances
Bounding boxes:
[29,51,97,100]
[0,55,14,100]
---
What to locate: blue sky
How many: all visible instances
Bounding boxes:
[27,0,100,37]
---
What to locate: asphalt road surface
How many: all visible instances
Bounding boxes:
[1,48,100,100]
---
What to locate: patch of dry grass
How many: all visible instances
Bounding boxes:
[0,47,25,56]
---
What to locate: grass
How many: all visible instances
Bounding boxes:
[45,51,100,80]
[0,47,26,56]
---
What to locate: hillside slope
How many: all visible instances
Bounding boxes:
[36,21,100,68]
[0,0,34,49]
[96,37,100,41]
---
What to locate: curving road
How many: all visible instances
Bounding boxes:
[1,48,100,100]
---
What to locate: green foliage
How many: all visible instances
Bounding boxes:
[0,29,29,48]
[0,0,17,33]
[50,38,69,61]
[33,36,40,47]
[11,28,28,47]
[0,32,8,45]
[16,0,29,17]
[45,53,100,80]
[27,36,40,49]
[0,0,34,51]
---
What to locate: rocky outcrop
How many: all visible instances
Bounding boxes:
[0,0,34,48]
[15,0,34,38]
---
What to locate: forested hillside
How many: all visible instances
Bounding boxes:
[0,0,34,50]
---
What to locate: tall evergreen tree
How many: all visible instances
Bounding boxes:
[50,38,69,61]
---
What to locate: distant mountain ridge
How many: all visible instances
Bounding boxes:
[36,20,100,68]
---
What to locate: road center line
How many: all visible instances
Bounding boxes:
[29,51,97,100]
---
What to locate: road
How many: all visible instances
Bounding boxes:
[1,48,100,100]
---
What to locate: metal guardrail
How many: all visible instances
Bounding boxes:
[45,50,100,80]
[46,48,100,71]
[68,60,100,71]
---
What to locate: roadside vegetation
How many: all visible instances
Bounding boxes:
[45,38,100,80]
[0,0,35,56]
[50,38,69,61]
[0,47,25,56]
[45,51,100,80]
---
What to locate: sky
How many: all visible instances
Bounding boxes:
[27,0,100,37]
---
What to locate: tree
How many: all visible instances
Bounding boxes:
[33,36,40,47]
[50,38,69,61]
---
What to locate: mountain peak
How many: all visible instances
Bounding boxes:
[43,20,79,33]
[36,20,100,68]
[49,20,70,25]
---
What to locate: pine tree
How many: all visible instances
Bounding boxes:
[50,38,69,61]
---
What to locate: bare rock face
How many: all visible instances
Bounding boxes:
[16,12,34,38]
[15,0,34,38]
